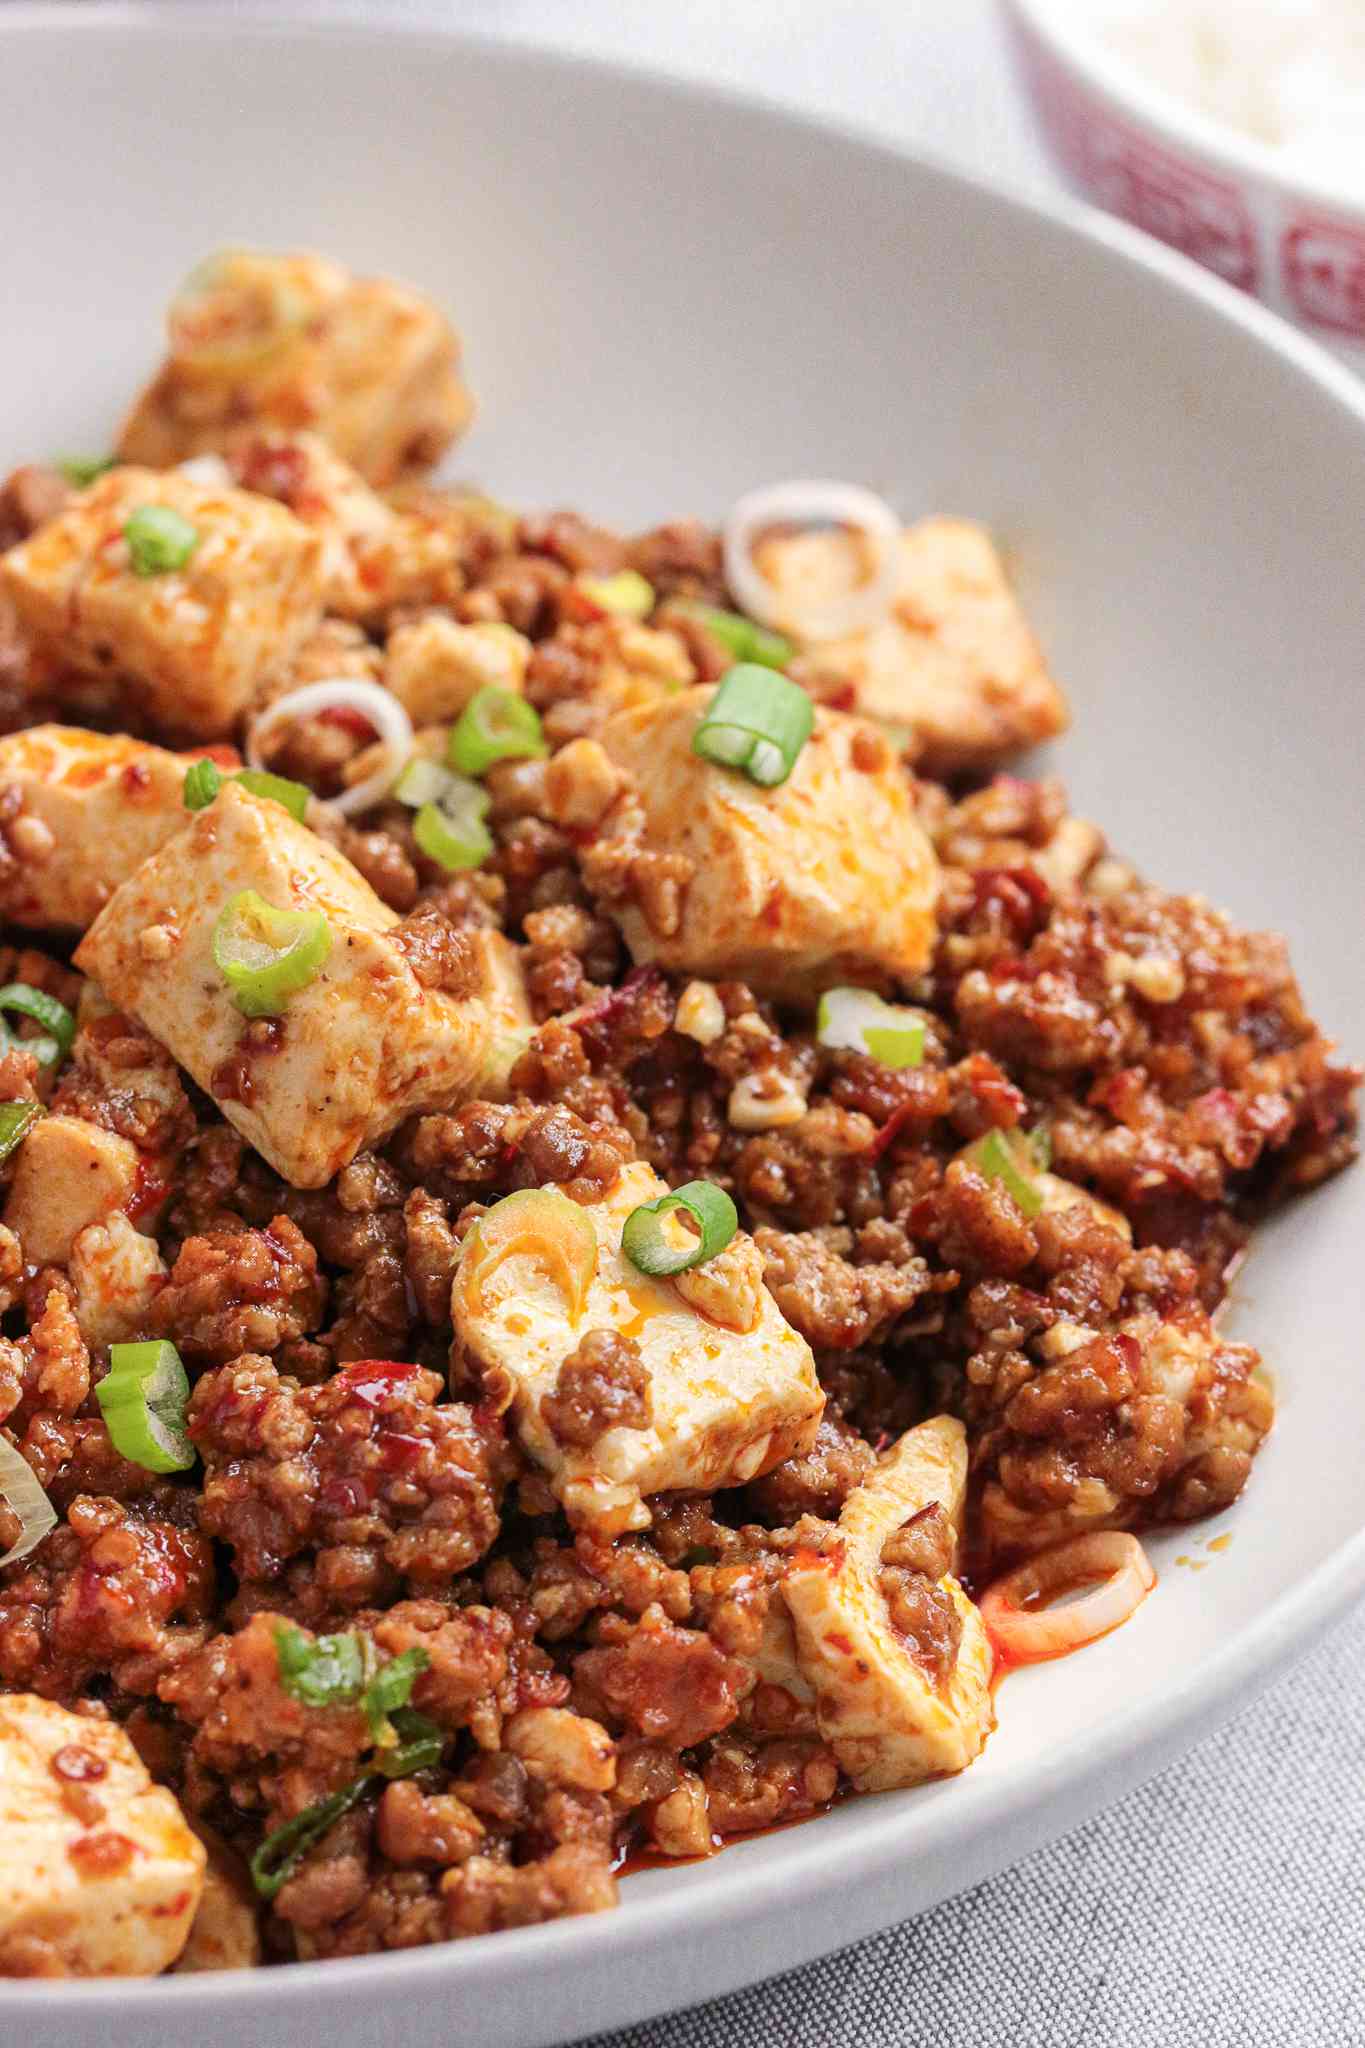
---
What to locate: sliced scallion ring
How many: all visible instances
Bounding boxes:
[392,756,452,809]
[0,1101,40,1166]
[971,1129,1044,1219]
[816,988,926,1070]
[577,569,655,618]
[212,890,332,1018]
[447,686,547,778]
[691,664,813,789]
[0,983,76,1069]
[94,1340,195,1474]
[621,1179,738,1278]
[182,759,310,822]
[247,679,414,820]
[364,1650,431,1745]
[0,1435,56,1567]
[678,602,793,671]
[415,786,492,872]
[56,454,115,488]
[722,478,902,642]
[274,1624,371,1709]
[124,503,200,578]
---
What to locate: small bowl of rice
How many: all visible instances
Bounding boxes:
[1000,0,1365,368]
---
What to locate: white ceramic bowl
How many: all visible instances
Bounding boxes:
[3,8,1364,2046]
[1002,0,1365,370]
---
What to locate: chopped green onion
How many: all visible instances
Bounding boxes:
[1027,1123,1052,1173]
[274,1624,369,1709]
[375,1707,443,1777]
[448,686,547,778]
[681,603,793,671]
[394,754,494,871]
[971,1129,1044,1219]
[56,455,115,488]
[0,983,76,1069]
[816,988,925,1070]
[182,758,223,810]
[250,1776,376,1902]
[621,1179,738,1278]
[184,761,311,823]
[691,664,813,788]
[94,1340,195,1474]
[0,1101,40,1166]
[124,503,201,577]
[578,569,655,618]
[362,1646,429,1744]
[212,890,332,1018]
[393,756,451,809]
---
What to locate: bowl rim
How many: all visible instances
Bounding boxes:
[2,0,1365,2020]
[1004,0,1365,220]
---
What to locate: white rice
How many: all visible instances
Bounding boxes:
[1077,1,1365,199]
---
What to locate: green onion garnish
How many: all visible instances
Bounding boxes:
[123,503,201,578]
[274,1625,369,1709]
[1027,1123,1052,1172]
[94,1340,195,1473]
[375,1707,443,1777]
[212,890,332,1018]
[447,686,548,778]
[56,455,116,488]
[816,987,926,1070]
[250,1776,377,1902]
[621,1179,738,1278]
[0,983,76,1069]
[363,1646,430,1744]
[394,755,494,870]
[0,1101,40,1166]
[392,757,451,809]
[971,1129,1044,1219]
[681,603,793,671]
[183,760,310,823]
[691,664,813,788]
[577,569,655,618]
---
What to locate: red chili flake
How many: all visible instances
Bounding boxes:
[319,706,376,739]
[970,865,1052,942]
[120,760,153,796]
[319,1475,372,1517]
[867,1101,923,1160]
[181,743,242,769]
[51,1745,107,1783]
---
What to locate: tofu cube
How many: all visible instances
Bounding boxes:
[3,1114,143,1267]
[226,432,466,624]
[783,1417,994,1791]
[116,249,473,485]
[0,1694,204,1977]
[0,725,192,932]
[69,1212,169,1349]
[595,688,939,998]
[452,1159,824,1535]
[0,469,326,740]
[385,615,532,725]
[75,782,508,1189]
[773,518,1069,776]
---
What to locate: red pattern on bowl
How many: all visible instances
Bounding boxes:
[1001,1,1365,364]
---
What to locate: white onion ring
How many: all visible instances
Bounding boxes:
[722,478,902,642]
[979,1531,1156,1665]
[0,1434,56,1568]
[247,679,414,819]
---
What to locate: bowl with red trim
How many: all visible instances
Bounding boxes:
[1,7,1364,2047]
[1001,0,1365,370]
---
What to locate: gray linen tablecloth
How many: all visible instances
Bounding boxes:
[183,3,1365,2037]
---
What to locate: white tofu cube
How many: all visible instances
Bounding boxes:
[783,1417,994,1791]
[0,1694,204,1977]
[226,432,467,624]
[0,468,325,740]
[75,782,509,1188]
[595,688,939,998]
[0,725,192,932]
[385,614,532,725]
[3,1114,143,1267]
[452,1159,824,1535]
[68,1212,169,1348]
[773,518,1068,775]
[116,249,473,485]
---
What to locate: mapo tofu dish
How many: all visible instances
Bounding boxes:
[0,250,1355,1978]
